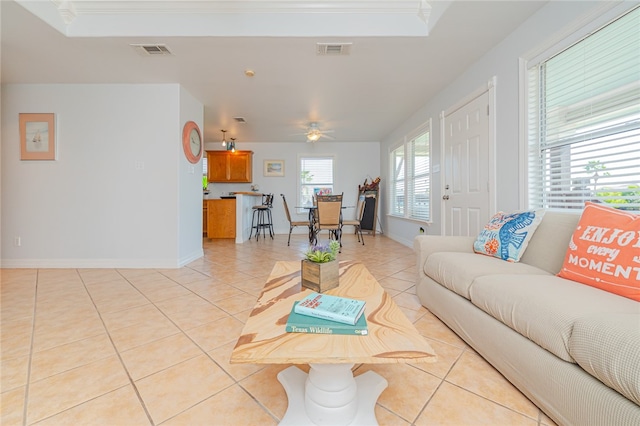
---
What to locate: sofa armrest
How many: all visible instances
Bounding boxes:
[413,235,476,275]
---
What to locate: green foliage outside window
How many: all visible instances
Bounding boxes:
[596,185,640,210]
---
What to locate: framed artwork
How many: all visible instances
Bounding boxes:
[19,113,56,160]
[264,159,285,177]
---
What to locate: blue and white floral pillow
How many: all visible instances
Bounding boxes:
[473,210,545,262]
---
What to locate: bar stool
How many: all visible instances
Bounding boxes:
[250,193,274,240]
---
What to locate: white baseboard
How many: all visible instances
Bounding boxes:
[179,249,204,267]
[383,232,414,248]
[0,257,184,269]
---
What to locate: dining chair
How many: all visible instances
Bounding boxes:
[314,193,343,249]
[280,194,310,246]
[341,197,365,245]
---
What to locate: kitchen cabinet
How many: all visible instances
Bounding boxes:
[206,150,253,183]
[206,199,236,239]
[203,202,208,236]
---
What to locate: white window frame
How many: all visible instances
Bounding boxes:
[519,2,640,212]
[298,155,335,213]
[388,120,432,223]
[202,154,208,190]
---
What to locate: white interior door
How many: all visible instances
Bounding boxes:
[442,86,495,236]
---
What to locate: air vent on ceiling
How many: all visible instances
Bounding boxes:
[234,117,247,123]
[130,44,173,56]
[316,42,352,56]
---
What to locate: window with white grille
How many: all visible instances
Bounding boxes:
[390,123,431,221]
[527,6,640,211]
[299,156,334,210]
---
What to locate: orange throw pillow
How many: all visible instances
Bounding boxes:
[558,202,640,301]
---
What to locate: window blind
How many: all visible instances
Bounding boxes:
[390,145,405,216]
[407,132,430,221]
[389,126,431,221]
[528,6,640,211]
[299,156,334,208]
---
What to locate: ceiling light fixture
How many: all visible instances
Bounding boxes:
[220,129,237,152]
[307,129,322,142]
[292,122,335,142]
[221,129,227,147]
[306,122,329,142]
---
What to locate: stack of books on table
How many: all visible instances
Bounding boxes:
[285,292,368,336]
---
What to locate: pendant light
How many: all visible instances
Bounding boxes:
[220,129,237,151]
[220,129,227,147]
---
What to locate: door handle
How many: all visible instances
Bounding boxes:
[442,195,450,200]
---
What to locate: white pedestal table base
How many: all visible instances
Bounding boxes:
[277,363,388,426]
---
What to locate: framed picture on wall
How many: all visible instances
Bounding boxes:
[19,113,56,160]
[264,159,285,177]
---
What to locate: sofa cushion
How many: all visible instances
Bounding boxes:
[424,252,550,300]
[473,210,546,262]
[519,211,580,274]
[469,274,640,363]
[569,313,640,406]
[558,202,640,302]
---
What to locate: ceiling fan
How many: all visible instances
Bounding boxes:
[292,122,335,142]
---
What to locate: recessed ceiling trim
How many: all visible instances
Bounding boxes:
[53,0,77,24]
[18,0,433,38]
[62,1,427,15]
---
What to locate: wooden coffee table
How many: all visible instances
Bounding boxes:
[231,261,436,426]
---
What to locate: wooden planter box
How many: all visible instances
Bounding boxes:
[301,259,339,293]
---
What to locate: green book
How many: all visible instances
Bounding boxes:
[285,302,368,336]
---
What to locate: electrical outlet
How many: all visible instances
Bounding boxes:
[14,236,21,247]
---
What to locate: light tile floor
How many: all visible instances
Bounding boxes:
[1,233,558,425]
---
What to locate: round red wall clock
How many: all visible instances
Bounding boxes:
[182,121,202,164]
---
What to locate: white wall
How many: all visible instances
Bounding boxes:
[1,83,203,268]
[5,1,617,260]
[380,0,611,246]
[178,87,205,265]
[203,141,380,236]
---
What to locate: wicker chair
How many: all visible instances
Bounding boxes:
[341,197,365,245]
[280,194,310,246]
[314,193,343,249]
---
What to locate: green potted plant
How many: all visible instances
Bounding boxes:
[301,240,340,293]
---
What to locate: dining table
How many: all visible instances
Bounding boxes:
[295,205,354,244]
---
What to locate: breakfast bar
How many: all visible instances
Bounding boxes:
[204,192,263,243]
[232,192,264,243]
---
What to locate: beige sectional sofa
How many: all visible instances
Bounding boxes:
[414,211,640,425]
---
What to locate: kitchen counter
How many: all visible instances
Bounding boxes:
[203,194,263,243]
[203,192,262,201]
[232,191,263,196]
[235,193,264,243]
[204,199,236,239]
